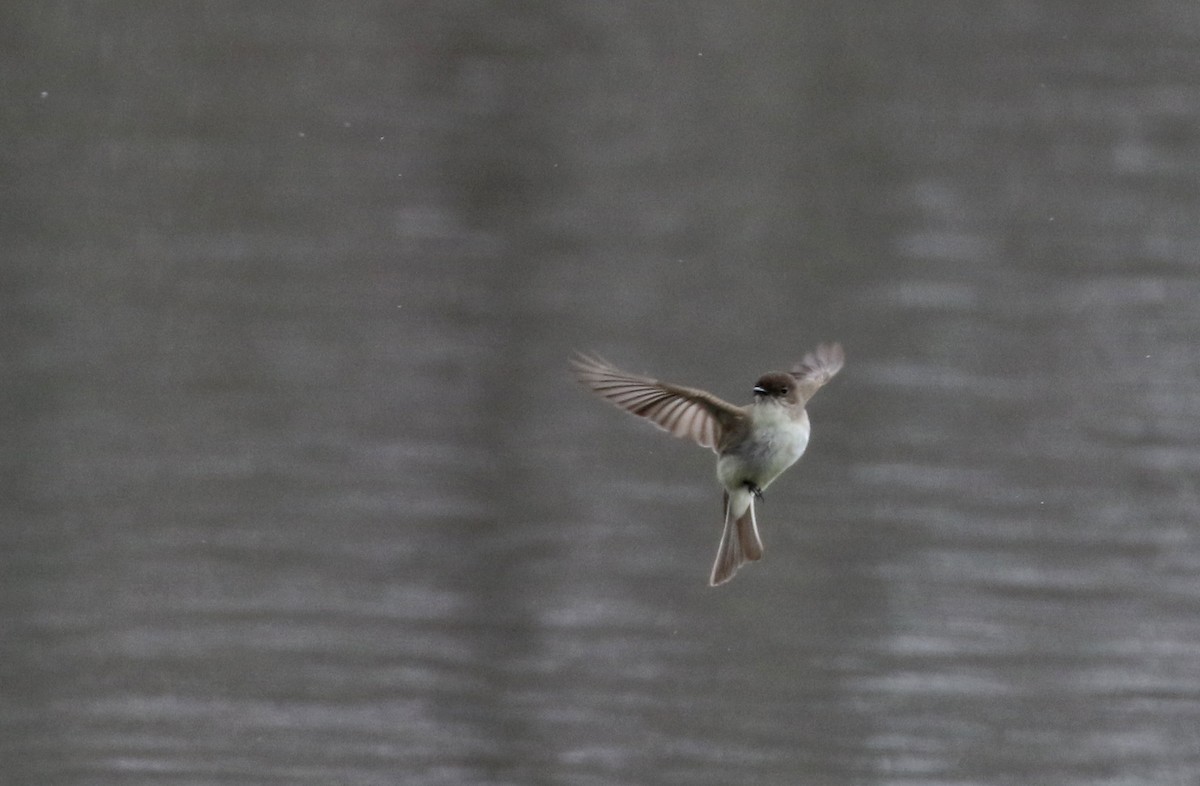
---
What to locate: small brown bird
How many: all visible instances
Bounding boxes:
[572,343,844,586]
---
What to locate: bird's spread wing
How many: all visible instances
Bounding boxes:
[571,354,744,452]
[790,342,845,403]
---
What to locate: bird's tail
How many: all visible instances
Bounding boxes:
[709,489,763,586]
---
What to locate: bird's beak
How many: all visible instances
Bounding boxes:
[752,386,768,396]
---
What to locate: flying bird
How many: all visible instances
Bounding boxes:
[572,343,844,586]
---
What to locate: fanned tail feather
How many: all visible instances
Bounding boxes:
[709,490,763,586]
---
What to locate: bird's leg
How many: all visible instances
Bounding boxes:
[744,480,764,503]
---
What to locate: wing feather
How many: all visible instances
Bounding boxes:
[571,354,743,452]
[789,342,845,403]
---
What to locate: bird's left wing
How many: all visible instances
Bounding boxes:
[790,342,844,404]
[571,354,744,453]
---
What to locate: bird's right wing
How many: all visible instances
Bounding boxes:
[571,354,744,453]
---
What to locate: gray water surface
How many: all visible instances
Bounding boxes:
[6,3,1200,784]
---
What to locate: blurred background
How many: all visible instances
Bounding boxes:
[5,2,1200,784]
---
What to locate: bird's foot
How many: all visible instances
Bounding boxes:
[744,481,764,503]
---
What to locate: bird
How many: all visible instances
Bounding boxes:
[571,342,843,586]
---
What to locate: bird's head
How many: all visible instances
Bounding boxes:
[752,372,799,404]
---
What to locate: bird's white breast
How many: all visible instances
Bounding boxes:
[717,406,810,492]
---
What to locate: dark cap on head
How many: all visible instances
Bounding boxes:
[752,372,798,401]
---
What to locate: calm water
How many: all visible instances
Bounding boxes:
[6,3,1200,784]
